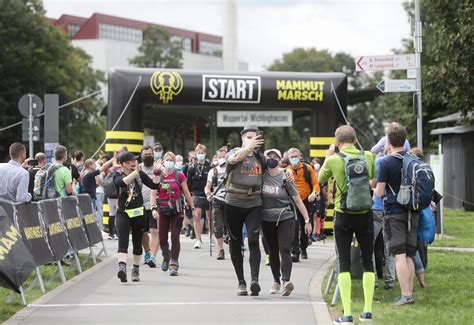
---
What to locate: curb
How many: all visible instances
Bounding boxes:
[309,254,336,325]
[5,253,116,324]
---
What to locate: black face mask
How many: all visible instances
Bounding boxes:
[142,156,154,167]
[267,158,279,169]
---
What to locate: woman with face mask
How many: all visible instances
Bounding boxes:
[261,149,312,296]
[150,152,197,276]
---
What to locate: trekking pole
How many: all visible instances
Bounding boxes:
[209,203,213,257]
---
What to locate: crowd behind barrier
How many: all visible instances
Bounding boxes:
[0,194,106,301]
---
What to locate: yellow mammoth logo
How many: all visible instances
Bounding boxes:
[150,71,184,104]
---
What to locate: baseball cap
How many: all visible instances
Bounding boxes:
[240,125,259,135]
[119,152,139,163]
[264,149,282,159]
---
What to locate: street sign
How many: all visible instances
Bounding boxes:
[407,69,417,79]
[355,54,416,72]
[217,110,293,127]
[377,79,417,93]
[18,94,43,117]
[22,118,40,142]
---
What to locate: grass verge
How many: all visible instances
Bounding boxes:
[431,209,474,248]
[323,250,474,324]
[0,254,101,323]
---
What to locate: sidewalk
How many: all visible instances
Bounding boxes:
[8,235,336,325]
[430,246,474,253]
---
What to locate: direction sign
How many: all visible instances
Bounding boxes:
[356,54,416,72]
[377,79,417,93]
[18,94,43,117]
[22,118,40,142]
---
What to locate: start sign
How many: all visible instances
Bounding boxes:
[202,75,261,104]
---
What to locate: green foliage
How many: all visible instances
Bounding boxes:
[0,0,105,159]
[129,25,183,68]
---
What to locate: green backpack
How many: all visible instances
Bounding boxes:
[337,151,372,212]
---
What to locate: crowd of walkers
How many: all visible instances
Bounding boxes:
[0,120,438,324]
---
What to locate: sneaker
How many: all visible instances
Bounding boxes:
[117,264,127,283]
[419,283,427,289]
[292,254,300,263]
[384,283,394,290]
[237,281,248,296]
[169,260,179,276]
[269,282,281,294]
[333,315,353,324]
[317,233,327,241]
[143,251,151,265]
[301,250,308,260]
[131,267,140,282]
[310,234,318,242]
[281,281,294,296]
[394,295,415,306]
[148,255,157,268]
[359,312,373,322]
[250,279,261,296]
[193,240,202,249]
[108,235,114,240]
[217,249,225,260]
[190,229,196,239]
[161,256,170,272]
[113,234,118,240]
[265,255,270,266]
[185,225,192,237]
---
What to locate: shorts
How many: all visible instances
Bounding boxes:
[144,209,158,231]
[193,196,210,211]
[107,198,118,216]
[384,210,419,257]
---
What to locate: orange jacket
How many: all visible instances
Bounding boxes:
[288,162,320,200]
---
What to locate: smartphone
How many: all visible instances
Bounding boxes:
[28,159,38,167]
[334,146,340,153]
[256,130,264,140]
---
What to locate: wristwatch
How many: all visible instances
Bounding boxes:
[305,219,311,224]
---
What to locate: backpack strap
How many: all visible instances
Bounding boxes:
[174,169,183,193]
[302,163,313,189]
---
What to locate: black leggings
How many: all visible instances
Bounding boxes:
[334,211,374,273]
[116,212,146,256]
[225,204,262,282]
[292,199,312,255]
[262,218,295,283]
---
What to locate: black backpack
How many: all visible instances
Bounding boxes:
[103,169,119,197]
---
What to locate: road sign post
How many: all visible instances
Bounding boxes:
[415,0,423,150]
[377,79,417,93]
[18,94,43,158]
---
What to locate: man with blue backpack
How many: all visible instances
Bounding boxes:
[374,123,435,306]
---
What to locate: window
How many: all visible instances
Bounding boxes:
[67,24,81,38]
[199,41,223,57]
[98,23,143,43]
[170,36,193,52]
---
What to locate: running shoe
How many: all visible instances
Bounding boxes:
[359,312,373,322]
[384,283,394,290]
[117,264,127,283]
[193,240,202,249]
[169,260,179,276]
[269,282,281,294]
[148,255,157,268]
[190,229,196,239]
[394,295,415,306]
[237,281,248,296]
[333,315,353,324]
[250,279,261,296]
[301,249,308,260]
[281,281,294,296]
[143,251,151,265]
[310,233,318,242]
[131,267,140,282]
[265,255,270,266]
[292,254,300,263]
[217,249,225,260]
[317,233,327,241]
[108,235,114,240]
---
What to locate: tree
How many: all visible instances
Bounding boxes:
[0,0,105,159]
[129,25,183,68]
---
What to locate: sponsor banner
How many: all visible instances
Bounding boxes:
[0,201,36,293]
[39,199,71,260]
[14,202,55,267]
[217,111,293,127]
[61,197,89,252]
[77,195,103,245]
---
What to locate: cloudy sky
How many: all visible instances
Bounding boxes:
[43,0,412,71]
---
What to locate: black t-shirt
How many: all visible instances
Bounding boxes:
[377,152,407,215]
[63,161,80,181]
[113,171,159,212]
[81,169,100,200]
[187,161,211,196]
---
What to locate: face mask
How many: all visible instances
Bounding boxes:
[142,156,154,167]
[266,158,279,169]
[154,152,162,159]
[164,161,175,170]
[313,163,321,170]
[289,157,300,166]
[242,139,251,148]
[218,158,226,166]
[175,161,184,170]
[197,153,206,161]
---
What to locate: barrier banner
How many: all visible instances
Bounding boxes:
[77,194,103,245]
[0,203,36,293]
[14,202,55,267]
[39,199,70,260]
[60,197,89,251]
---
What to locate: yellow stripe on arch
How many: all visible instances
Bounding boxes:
[310,137,335,145]
[106,131,144,141]
[310,149,327,158]
[105,143,143,153]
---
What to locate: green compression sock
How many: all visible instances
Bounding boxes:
[362,272,375,313]
[338,272,352,316]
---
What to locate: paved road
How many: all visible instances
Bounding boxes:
[11,235,335,325]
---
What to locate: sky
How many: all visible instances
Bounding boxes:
[43,0,412,71]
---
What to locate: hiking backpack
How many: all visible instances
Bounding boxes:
[392,153,435,211]
[103,169,119,197]
[33,163,62,200]
[337,151,373,212]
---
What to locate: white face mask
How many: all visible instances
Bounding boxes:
[314,163,321,170]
